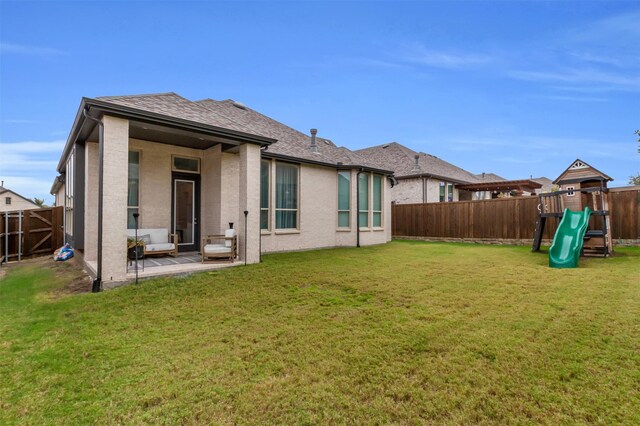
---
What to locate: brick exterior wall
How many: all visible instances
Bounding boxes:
[100,116,129,283]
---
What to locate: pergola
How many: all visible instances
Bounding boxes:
[457,179,542,195]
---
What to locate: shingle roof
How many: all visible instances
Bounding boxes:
[195,99,379,167]
[531,177,554,193]
[474,173,505,182]
[95,93,386,170]
[354,142,480,183]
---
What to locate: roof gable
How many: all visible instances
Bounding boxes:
[354,142,479,183]
[553,158,612,184]
[0,187,40,207]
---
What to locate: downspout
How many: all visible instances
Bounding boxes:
[83,108,104,293]
[424,177,428,202]
[356,168,363,247]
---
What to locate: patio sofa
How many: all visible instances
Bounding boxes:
[127,228,178,257]
[201,229,237,262]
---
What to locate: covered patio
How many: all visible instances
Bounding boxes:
[59,94,275,288]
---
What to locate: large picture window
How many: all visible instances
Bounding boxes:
[275,163,298,229]
[65,149,74,236]
[372,175,382,227]
[261,160,270,230]
[127,151,140,228]
[337,171,350,228]
[358,172,369,228]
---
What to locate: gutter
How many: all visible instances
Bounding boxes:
[82,107,104,293]
[262,151,394,175]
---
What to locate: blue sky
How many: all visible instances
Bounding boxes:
[1,1,638,203]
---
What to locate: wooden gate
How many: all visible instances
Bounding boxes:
[0,206,63,263]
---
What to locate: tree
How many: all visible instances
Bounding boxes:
[33,197,46,207]
[631,130,640,185]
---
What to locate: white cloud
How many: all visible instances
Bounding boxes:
[0,140,64,203]
[509,68,640,92]
[399,42,493,69]
[0,42,68,56]
[0,176,55,204]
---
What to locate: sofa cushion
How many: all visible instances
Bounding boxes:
[204,244,232,254]
[146,243,175,252]
[127,228,169,244]
[139,234,152,245]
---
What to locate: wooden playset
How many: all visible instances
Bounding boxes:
[532,159,613,257]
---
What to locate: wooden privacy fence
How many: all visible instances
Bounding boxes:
[392,187,640,243]
[0,206,64,263]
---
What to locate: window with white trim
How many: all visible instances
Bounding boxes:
[127,151,140,228]
[447,183,454,202]
[566,186,575,196]
[372,175,382,227]
[65,148,74,236]
[260,160,270,230]
[275,162,298,229]
[337,171,350,228]
[358,172,369,228]
[172,155,200,173]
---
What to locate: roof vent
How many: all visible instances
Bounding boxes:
[382,144,390,149]
[232,101,247,110]
[310,129,318,153]
[412,154,421,172]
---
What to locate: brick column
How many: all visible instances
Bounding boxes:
[101,116,129,282]
[84,142,99,262]
[238,143,261,264]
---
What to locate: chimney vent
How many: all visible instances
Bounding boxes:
[310,129,318,153]
[412,154,421,172]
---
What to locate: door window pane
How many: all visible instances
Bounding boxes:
[174,180,194,244]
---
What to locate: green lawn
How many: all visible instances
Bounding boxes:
[1,241,639,424]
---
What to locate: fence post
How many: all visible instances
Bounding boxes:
[18,211,23,262]
[4,211,8,264]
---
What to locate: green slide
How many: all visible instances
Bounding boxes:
[549,207,592,268]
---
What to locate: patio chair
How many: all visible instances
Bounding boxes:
[201,229,237,262]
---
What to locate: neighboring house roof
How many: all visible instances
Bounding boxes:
[474,173,505,182]
[86,93,390,173]
[531,177,554,193]
[0,186,40,208]
[354,142,480,184]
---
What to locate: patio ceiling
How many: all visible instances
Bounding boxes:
[86,120,244,151]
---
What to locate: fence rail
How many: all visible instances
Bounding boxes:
[392,187,640,243]
[0,206,64,263]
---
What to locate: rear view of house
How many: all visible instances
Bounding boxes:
[52,93,393,287]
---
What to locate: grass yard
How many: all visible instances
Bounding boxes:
[1,241,639,424]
